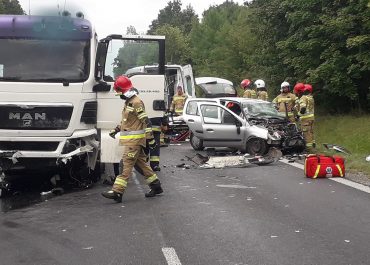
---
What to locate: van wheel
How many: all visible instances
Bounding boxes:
[246,138,268,155]
[190,133,204,151]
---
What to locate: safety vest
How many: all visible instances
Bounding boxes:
[243,89,257,99]
[272,92,296,117]
[119,96,149,147]
[257,91,269,101]
[171,94,187,115]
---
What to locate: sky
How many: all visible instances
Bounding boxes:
[18,0,246,38]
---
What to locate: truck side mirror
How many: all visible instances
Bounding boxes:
[93,81,111,92]
[153,100,166,111]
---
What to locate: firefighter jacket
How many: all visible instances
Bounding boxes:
[299,94,315,121]
[243,89,257,99]
[119,95,153,147]
[170,94,187,115]
[257,91,269,101]
[272,92,297,117]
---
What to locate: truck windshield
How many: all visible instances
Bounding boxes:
[0,38,90,82]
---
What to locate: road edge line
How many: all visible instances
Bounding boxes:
[280,159,370,194]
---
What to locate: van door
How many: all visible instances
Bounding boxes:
[198,102,245,148]
[94,35,166,163]
[182,100,204,139]
[182,64,195,98]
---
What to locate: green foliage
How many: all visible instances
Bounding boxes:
[190,2,251,81]
[0,0,24,14]
[147,0,370,113]
[315,115,370,175]
[154,25,191,64]
[148,0,198,35]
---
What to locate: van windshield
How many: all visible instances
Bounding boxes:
[243,102,285,118]
[0,38,90,82]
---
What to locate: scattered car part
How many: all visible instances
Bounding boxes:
[323,143,351,155]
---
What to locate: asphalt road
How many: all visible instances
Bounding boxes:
[1,143,370,265]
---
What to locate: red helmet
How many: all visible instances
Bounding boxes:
[304,84,313,93]
[240,79,252,89]
[114,75,133,94]
[293,83,305,95]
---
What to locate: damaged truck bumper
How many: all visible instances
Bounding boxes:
[0,129,99,172]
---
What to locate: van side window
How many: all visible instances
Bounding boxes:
[186,101,199,116]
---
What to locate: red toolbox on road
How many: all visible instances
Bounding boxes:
[304,154,345,178]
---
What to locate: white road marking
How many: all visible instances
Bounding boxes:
[162,247,182,265]
[216,184,257,189]
[280,159,370,194]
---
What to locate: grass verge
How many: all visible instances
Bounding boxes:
[315,115,370,176]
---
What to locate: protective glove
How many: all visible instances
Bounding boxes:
[300,107,306,115]
[109,126,120,139]
[147,138,157,150]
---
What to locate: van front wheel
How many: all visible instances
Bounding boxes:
[246,138,268,155]
[190,133,204,151]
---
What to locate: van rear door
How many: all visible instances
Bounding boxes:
[182,64,195,98]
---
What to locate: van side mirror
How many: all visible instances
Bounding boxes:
[153,100,166,111]
[93,81,111,92]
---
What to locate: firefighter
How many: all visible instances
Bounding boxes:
[241,79,257,98]
[148,116,168,171]
[293,82,305,122]
[256,79,269,101]
[170,85,187,116]
[272,81,297,123]
[101,75,163,202]
[299,84,315,150]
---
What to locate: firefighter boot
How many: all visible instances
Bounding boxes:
[101,190,123,203]
[145,179,163,198]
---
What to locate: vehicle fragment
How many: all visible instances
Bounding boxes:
[323,143,351,155]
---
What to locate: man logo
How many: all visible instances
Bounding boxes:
[9,112,46,120]
[23,120,32,127]
[326,167,333,174]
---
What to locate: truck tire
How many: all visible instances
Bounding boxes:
[246,138,268,155]
[190,132,204,151]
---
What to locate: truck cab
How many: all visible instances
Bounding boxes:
[0,15,173,195]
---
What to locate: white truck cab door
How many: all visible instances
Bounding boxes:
[198,102,245,148]
[94,35,166,163]
[182,64,195,98]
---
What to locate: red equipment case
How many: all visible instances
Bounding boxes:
[304,154,345,178]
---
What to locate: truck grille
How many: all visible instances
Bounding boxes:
[0,141,59,151]
[0,105,73,130]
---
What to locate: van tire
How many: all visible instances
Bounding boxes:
[246,138,268,155]
[190,133,204,151]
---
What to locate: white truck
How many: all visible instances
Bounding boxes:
[0,14,195,196]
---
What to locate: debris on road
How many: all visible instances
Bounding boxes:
[323,143,351,155]
[190,148,282,169]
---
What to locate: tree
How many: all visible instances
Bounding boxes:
[148,0,198,35]
[190,1,250,82]
[154,24,190,64]
[0,0,24,14]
